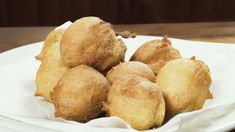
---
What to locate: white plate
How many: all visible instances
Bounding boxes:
[1,36,235,132]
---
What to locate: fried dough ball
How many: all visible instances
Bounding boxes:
[130,36,181,74]
[35,29,69,102]
[35,59,68,102]
[52,65,111,122]
[60,17,127,71]
[103,75,165,130]
[156,58,212,119]
[36,29,65,61]
[106,61,155,84]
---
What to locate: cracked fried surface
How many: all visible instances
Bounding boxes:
[156,58,212,119]
[131,36,181,74]
[103,75,165,130]
[52,65,111,122]
[106,61,156,84]
[35,29,69,102]
[60,17,126,71]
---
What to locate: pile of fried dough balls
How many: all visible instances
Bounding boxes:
[35,16,212,130]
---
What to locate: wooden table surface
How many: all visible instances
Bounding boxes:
[1,22,235,52]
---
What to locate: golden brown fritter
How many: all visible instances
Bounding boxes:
[156,58,212,119]
[52,65,111,122]
[130,36,181,74]
[35,29,69,102]
[36,29,65,61]
[103,75,165,130]
[106,61,155,84]
[60,17,127,71]
[35,59,68,102]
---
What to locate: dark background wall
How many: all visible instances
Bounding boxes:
[1,0,235,26]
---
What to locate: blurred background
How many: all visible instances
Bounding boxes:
[0,0,235,26]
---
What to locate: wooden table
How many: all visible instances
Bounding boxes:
[0,22,235,53]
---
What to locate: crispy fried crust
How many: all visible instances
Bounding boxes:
[130,36,181,74]
[106,61,156,84]
[60,17,126,71]
[35,59,68,102]
[36,29,65,61]
[52,65,111,122]
[35,29,68,102]
[156,58,212,119]
[103,75,165,130]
